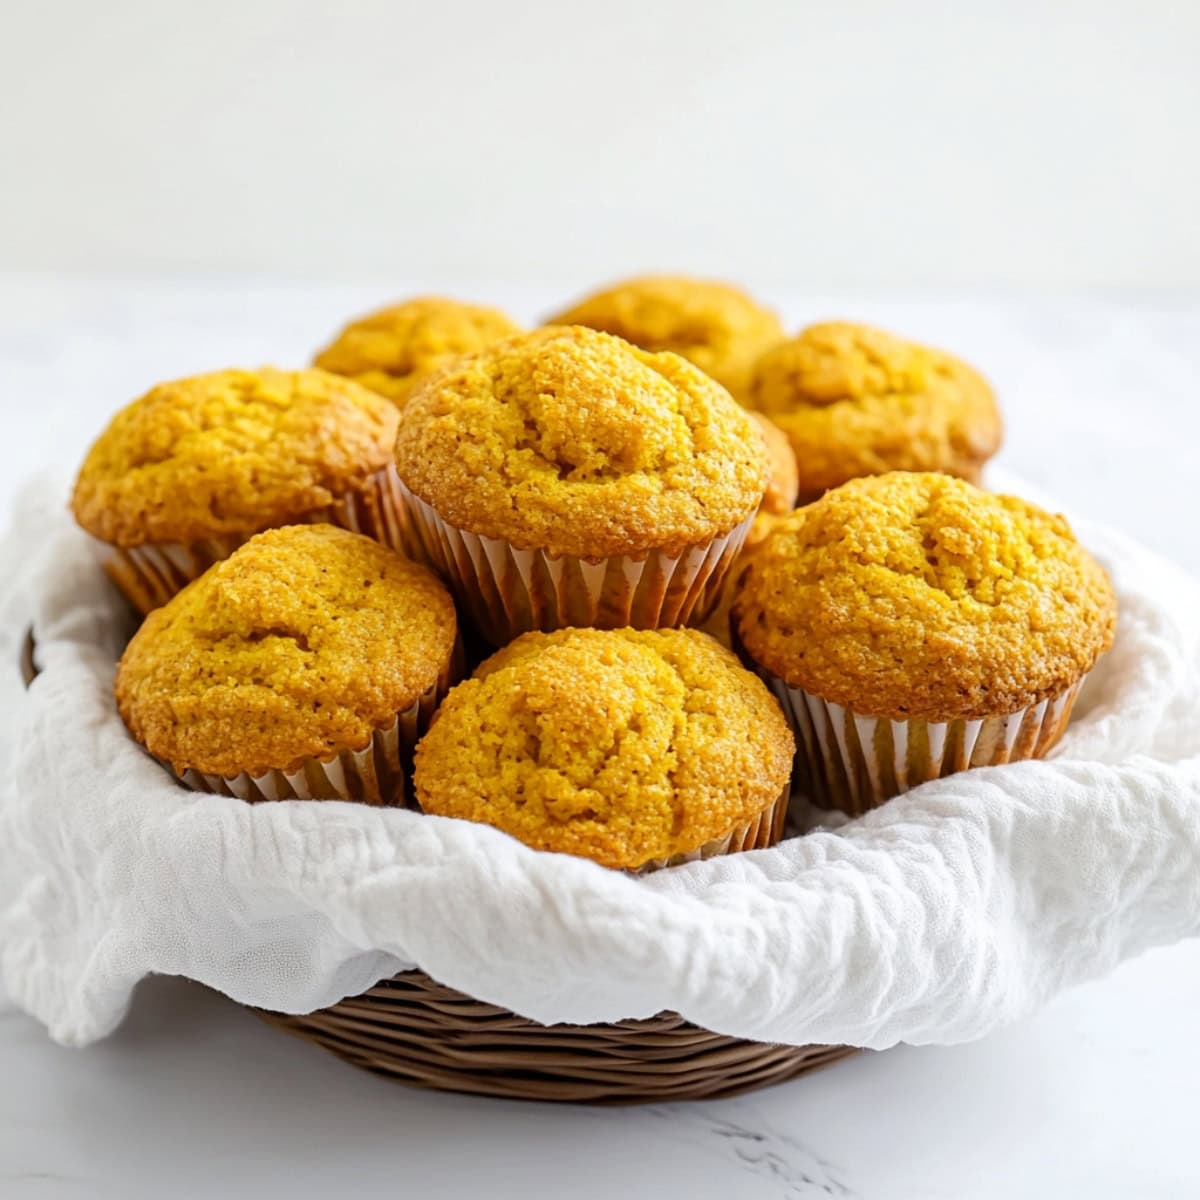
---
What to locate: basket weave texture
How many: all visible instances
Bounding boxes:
[257,970,856,1104]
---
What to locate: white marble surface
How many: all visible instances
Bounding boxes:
[0,277,1197,1199]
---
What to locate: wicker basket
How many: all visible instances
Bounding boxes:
[257,971,856,1104]
[21,628,854,1103]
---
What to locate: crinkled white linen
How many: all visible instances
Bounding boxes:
[1,474,1198,1051]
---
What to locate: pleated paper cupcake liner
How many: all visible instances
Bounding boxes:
[311,462,409,553]
[630,783,791,875]
[759,670,1086,819]
[94,464,409,616]
[175,634,462,808]
[397,480,754,646]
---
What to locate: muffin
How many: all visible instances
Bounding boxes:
[394,325,769,644]
[116,524,460,805]
[72,367,404,614]
[693,414,798,647]
[749,411,800,521]
[732,472,1117,816]
[414,627,795,871]
[744,321,1003,501]
[313,296,523,408]
[546,275,783,399]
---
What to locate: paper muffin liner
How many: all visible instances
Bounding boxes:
[757,669,1086,819]
[396,480,754,645]
[94,464,409,616]
[309,462,409,553]
[630,783,791,875]
[175,634,462,808]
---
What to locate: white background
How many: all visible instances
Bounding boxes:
[1,0,1198,289]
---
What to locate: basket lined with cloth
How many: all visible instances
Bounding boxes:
[2,473,1199,1101]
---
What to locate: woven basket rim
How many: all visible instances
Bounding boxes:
[258,969,857,1104]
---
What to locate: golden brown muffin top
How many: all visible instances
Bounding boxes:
[116,525,458,778]
[414,627,794,869]
[313,296,523,407]
[745,322,1003,496]
[749,412,799,516]
[394,326,768,559]
[546,275,783,398]
[733,472,1117,721]
[73,368,398,547]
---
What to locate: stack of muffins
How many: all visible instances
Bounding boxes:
[72,277,1117,873]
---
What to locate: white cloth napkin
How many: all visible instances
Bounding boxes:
[1,474,1198,1050]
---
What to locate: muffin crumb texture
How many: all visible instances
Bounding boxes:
[547,274,782,398]
[735,472,1117,720]
[746,322,1002,495]
[116,525,457,778]
[414,627,794,869]
[394,326,768,558]
[73,368,398,546]
[314,296,523,406]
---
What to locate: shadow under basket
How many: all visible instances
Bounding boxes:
[255,971,856,1104]
[21,628,854,1104]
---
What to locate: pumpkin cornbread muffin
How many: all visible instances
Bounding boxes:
[394,325,769,644]
[546,275,783,399]
[692,415,796,647]
[116,524,460,805]
[732,472,1117,816]
[313,296,523,407]
[749,412,799,519]
[72,367,404,614]
[744,321,1003,501]
[414,627,794,871]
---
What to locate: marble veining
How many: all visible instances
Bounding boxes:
[646,1104,856,1197]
